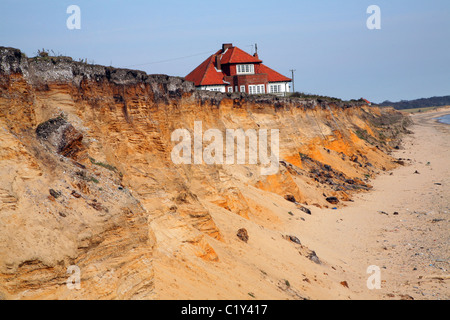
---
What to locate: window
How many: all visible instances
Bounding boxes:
[270,84,282,93]
[240,85,246,93]
[257,85,264,94]
[248,85,265,95]
[228,87,233,93]
[236,64,255,74]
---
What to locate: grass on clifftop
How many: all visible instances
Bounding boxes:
[31,48,96,65]
[289,92,367,104]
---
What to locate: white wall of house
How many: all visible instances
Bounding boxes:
[197,83,291,95]
[268,82,291,95]
[198,85,226,92]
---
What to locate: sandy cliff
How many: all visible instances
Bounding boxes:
[0,47,412,299]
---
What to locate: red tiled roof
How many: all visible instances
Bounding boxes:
[185,54,224,86]
[220,47,262,64]
[258,64,291,82]
[185,45,291,86]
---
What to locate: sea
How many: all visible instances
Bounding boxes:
[437,114,450,125]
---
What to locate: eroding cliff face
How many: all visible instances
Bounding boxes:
[0,47,411,299]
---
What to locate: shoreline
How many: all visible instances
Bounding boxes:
[306,108,449,299]
[436,114,450,125]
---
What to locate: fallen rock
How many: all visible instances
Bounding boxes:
[287,235,301,245]
[284,195,297,203]
[49,189,61,199]
[340,281,349,288]
[326,197,339,205]
[88,201,109,213]
[237,228,249,243]
[71,190,81,198]
[36,116,84,159]
[307,250,321,264]
[298,206,312,215]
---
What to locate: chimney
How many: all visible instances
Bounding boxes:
[222,43,233,52]
[215,55,221,70]
[253,43,259,59]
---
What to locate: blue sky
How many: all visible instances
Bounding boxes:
[0,0,449,102]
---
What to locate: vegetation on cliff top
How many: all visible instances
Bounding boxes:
[1,46,372,105]
[290,92,369,104]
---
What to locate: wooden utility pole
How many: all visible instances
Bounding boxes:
[290,69,296,93]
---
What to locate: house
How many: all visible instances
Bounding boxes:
[362,98,372,106]
[185,43,292,96]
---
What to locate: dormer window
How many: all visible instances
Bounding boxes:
[236,64,255,75]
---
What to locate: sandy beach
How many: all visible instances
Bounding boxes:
[303,108,450,300]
